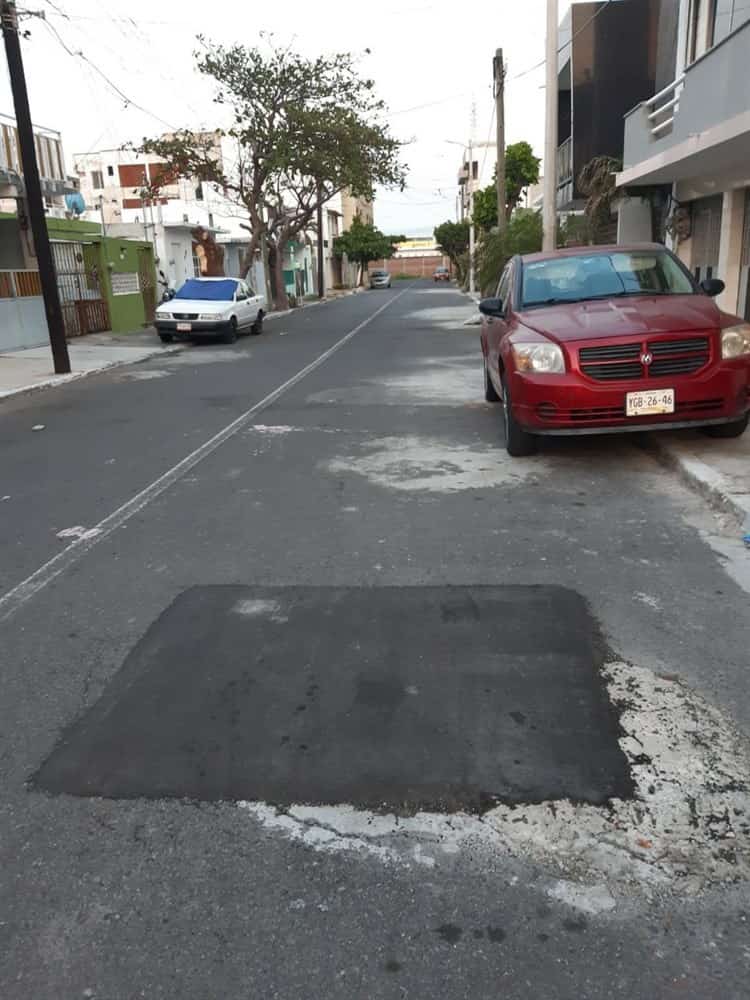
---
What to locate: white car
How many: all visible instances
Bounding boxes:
[155,277,266,344]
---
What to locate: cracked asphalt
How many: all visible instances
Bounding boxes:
[1,281,749,998]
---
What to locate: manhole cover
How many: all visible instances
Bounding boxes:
[33,585,633,811]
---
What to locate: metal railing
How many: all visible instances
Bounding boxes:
[643,74,686,138]
[556,136,573,182]
[0,269,42,299]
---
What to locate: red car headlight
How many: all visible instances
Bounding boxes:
[512,342,565,374]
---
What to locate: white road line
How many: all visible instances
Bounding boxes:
[0,286,414,624]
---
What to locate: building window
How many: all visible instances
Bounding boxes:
[91,170,104,189]
[709,0,750,46]
[107,164,114,177]
[195,183,203,201]
[208,212,214,228]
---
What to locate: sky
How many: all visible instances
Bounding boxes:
[1,0,573,237]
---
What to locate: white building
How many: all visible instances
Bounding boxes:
[74,137,258,293]
[617,1,750,320]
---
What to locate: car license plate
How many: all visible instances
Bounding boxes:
[626,388,675,417]
[176,323,192,332]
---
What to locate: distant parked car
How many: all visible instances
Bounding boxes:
[433,266,451,282]
[370,269,392,289]
[154,277,266,344]
[480,244,750,456]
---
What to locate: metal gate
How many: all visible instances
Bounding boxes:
[51,241,110,337]
[138,248,156,323]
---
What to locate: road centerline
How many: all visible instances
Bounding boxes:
[0,285,415,624]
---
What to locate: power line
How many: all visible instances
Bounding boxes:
[512,0,615,80]
[29,11,177,132]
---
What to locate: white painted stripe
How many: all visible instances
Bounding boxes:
[0,285,414,623]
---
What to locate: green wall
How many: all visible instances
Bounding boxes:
[1,213,157,333]
[100,238,155,333]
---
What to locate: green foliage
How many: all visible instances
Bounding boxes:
[434,220,470,281]
[472,142,541,232]
[577,156,622,243]
[472,184,497,234]
[558,213,591,247]
[333,218,405,266]
[478,209,543,295]
[139,37,406,308]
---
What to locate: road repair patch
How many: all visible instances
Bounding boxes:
[33,585,631,810]
[327,435,544,492]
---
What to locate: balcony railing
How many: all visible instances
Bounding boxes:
[642,74,686,139]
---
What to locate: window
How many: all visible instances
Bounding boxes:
[91,170,104,189]
[709,0,750,46]
[195,183,204,201]
[520,251,695,307]
[496,264,512,312]
[107,165,114,177]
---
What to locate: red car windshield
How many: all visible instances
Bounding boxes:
[521,251,695,308]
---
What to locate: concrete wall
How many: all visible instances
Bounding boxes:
[617,197,653,243]
[0,296,47,351]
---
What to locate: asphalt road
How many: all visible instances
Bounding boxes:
[1,281,749,999]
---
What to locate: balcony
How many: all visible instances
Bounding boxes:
[0,112,71,198]
[618,21,750,188]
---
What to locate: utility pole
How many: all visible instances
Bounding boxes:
[2,0,70,373]
[493,48,507,237]
[543,0,559,252]
[316,183,325,299]
[468,101,477,297]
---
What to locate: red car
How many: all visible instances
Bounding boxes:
[433,267,451,282]
[480,244,750,456]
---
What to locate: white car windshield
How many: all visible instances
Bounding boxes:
[174,279,237,301]
[521,251,696,307]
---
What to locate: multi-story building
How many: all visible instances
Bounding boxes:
[74,137,257,292]
[555,0,662,227]
[617,0,750,319]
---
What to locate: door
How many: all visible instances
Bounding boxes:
[739,189,750,322]
[485,263,513,393]
[691,195,723,283]
[138,249,156,324]
[235,281,253,329]
[51,241,110,337]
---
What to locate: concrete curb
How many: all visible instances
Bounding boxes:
[0,292,358,404]
[642,435,750,531]
[0,344,186,404]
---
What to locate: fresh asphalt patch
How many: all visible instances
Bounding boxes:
[33,585,633,811]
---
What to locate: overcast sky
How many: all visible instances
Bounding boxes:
[1,0,572,236]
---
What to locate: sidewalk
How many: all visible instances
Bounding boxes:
[0,328,183,402]
[646,428,750,536]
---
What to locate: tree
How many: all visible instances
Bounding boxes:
[472,141,541,232]
[578,156,622,244]
[333,218,405,285]
[139,38,406,310]
[434,220,470,283]
[478,209,543,295]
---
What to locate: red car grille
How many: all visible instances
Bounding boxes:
[579,336,711,381]
[536,398,724,423]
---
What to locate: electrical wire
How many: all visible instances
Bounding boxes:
[512,0,615,80]
[39,15,177,132]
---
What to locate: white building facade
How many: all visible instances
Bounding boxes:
[617,1,750,320]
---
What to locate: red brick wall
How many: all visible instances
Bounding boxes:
[369,255,450,277]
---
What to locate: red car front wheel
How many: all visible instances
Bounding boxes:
[502,375,537,457]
